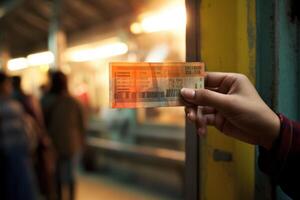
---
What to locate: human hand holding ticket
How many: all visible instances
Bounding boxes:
[181,72,280,150]
[109,62,205,108]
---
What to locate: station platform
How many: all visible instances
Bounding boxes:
[76,173,175,200]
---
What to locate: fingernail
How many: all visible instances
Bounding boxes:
[181,88,195,99]
[187,112,191,119]
[197,127,206,136]
[187,111,196,121]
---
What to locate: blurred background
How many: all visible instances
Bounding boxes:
[0,0,186,199]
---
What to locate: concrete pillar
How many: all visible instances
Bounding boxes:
[0,49,10,72]
[48,0,67,71]
[0,32,10,72]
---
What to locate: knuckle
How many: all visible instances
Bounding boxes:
[236,74,249,82]
[195,89,208,104]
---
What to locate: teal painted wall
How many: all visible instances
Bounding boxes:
[256,0,299,199]
[277,0,300,121]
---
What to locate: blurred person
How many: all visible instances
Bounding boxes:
[12,76,44,126]
[181,72,299,199]
[0,72,37,200]
[12,76,56,200]
[39,84,50,98]
[41,71,86,200]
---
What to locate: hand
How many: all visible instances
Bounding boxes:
[181,72,280,150]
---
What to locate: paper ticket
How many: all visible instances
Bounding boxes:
[109,62,205,108]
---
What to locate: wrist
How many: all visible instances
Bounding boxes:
[262,112,281,150]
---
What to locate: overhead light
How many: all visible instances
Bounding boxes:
[27,51,54,66]
[7,57,28,71]
[131,4,187,34]
[130,22,143,34]
[7,51,54,71]
[67,42,128,62]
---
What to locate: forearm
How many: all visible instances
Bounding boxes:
[258,114,300,199]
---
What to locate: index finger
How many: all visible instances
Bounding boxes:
[205,72,234,88]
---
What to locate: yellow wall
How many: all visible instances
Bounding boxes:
[199,0,256,199]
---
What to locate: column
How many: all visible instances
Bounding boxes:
[48,0,67,71]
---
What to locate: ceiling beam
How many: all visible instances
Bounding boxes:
[27,0,51,21]
[9,22,35,41]
[64,0,100,20]
[85,0,112,20]
[0,0,23,19]
[17,9,48,32]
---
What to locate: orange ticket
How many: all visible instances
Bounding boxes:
[109,62,205,108]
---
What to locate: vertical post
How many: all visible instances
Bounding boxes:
[275,0,299,198]
[48,0,66,71]
[185,0,200,199]
[255,1,276,199]
[276,0,300,121]
[0,50,10,72]
[0,32,10,72]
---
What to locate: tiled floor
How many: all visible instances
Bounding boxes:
[76,173,172,200]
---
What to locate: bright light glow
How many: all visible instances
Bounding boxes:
[145,44,169,62]
[27,51,54,66]
[67,42,128,62]
[39,65,50,73]
[131,4,186,34]
[7,58,28,71]
[130,22,143,34]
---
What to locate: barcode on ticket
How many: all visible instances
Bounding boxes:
[115,89,180,102]
[109,62,205,108]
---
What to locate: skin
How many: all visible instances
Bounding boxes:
[180,72,280,150]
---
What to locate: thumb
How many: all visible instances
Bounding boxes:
[181,88,228,109]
